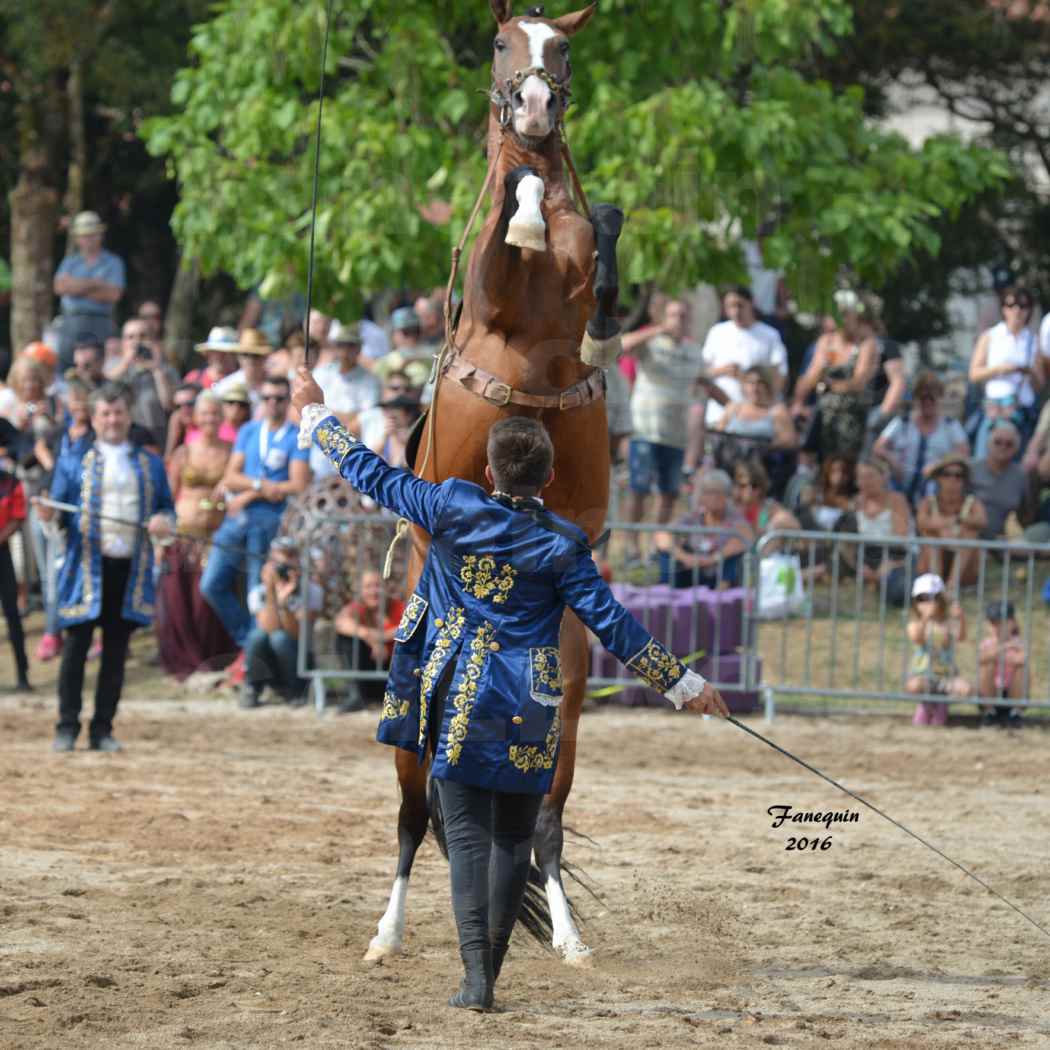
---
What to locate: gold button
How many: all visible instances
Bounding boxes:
[512,716,523,725]
[434,618,444,627]
[489,642,501,652]
[413,668,422,678]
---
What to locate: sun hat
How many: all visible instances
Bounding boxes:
[328,320,362,345]
[70,211,106,237]
[923,452,970,482]
[236,328,272,356]
[220,381,251,404]
[911,573,945,600]
[195,326,241,353]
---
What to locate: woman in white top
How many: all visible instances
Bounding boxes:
[968,287,1044,455]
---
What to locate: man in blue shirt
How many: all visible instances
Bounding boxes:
[53,212,126,370]
[201,375,311,647]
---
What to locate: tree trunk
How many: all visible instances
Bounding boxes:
[65,54,86,247]
[164,254,200,369]
[9,160,59,354]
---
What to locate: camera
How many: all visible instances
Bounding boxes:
[275,563,292,581]
[135,342,153,361]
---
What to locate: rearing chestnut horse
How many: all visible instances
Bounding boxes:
[364,0,623,966]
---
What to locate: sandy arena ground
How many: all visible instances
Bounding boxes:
[2,655,1049,1050]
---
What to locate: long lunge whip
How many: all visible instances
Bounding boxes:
[726,714,1050,941]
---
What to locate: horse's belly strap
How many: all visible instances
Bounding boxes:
[442,355,606,411]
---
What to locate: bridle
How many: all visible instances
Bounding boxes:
[489,64,573,130]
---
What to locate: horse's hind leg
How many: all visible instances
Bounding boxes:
[534,611,593,965]
[363,748,429,963]
[581,203,625,367]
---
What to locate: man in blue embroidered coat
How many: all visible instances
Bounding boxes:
[35,384,174,752]
[293,367,727,1011]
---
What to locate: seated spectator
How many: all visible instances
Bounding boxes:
[56,334,106,396]
[367,394,420,468]
[310,321,382,478]
[969,420,1027,538]
[137,300,165,343]
[654,469,753,589]
[836,456,912,605]
[267,329,305,381]
[156,392,235,680]
[241,538,323,709]
[732,457,798,537]
[873,371,969,504]
[794,455,855,531]
[978,601,1026,727]
[213,328,271,412]
[185,327,240,388]
[200,375,311,651]
[1020,396,1050,474]
[916,455,987,590]
[359,372,415,451]
[334,569,405,708]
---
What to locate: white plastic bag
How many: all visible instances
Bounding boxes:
[757,553,807,619]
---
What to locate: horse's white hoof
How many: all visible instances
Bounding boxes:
[557,940,594,966]
[363,940,400,965]
[506,219,547,252]
[580,330,622,368]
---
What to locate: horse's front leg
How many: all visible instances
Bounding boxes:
[363,748,429,963]
[534,610,593,965]
[504,165,548,253]
[580,203,625,368]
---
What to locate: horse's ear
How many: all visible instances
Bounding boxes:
[490,0,513,24]
[551,2,597,36]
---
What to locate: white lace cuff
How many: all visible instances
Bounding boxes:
[664,668,707,711]
[297,403,331,449]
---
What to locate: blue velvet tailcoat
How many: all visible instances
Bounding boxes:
[313,415,689,795]
[51,444,174,628]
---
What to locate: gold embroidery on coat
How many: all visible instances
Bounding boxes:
[315,417,357,469]
[417,605,466,750]
[529,647,563,704]
[445,622,496,766]
[626,638,686,693]
[381,690,411,721]
[508,711,562,773]
[395,593,427,642]
[459,555,517,605]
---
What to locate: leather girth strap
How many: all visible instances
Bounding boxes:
[441,354,606,411]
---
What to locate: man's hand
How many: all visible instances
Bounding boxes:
[275,574,298,605]
[147,513,173,540]
[292,367,325,415]
[683,682,730,718]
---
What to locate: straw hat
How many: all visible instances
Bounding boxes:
[220,381,251,404]
[195,326,241,353]
[923,452,970,481]
[70,211,106,237]
[236,328,272,355]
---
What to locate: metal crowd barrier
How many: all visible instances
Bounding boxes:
[750,530,1050,720]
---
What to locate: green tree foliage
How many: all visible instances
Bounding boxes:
[145,0,1009,317]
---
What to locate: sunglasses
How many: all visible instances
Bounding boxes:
[939,469,966,479]
[1003,300,1031,309]
[223,399,247,406]
[175,401,195,410]
[914,595,936,603]
[262,394,288,403]
[991,438,1017,448]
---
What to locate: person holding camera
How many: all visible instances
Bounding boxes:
[107,318,179,449]
[240,537,323,709]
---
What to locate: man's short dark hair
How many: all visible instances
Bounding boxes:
[262,375,290,393]
[90,382,131,413]
[74,334,103,354]
[723,284,753,303]
[487,418,554,494]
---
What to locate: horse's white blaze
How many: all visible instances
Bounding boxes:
[519,20,557,69]
[364,875,409,959]
[505,174,547,252]
[545,873,592,962]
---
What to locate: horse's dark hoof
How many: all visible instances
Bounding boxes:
[448,948,494,1011]
[590,203,624,239]
[587,315,622,342]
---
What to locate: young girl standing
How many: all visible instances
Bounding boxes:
[979,601,1027,728]
[907,573,971,726]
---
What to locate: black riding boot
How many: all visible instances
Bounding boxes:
[448,947,494,1011]
[491,943,508,982]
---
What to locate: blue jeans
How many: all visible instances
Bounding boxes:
[199,515,279,648]
[244,628,306,698]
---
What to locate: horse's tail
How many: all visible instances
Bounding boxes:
[426,776,595,951]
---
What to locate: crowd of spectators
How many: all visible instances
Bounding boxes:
[1,209,1050,725]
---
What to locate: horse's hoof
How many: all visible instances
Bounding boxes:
[506,220,547,253]
[363,941,400,965]
[580,330,622,368]
[557,941,594,967]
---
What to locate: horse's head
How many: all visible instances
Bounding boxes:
[489,1,596,144]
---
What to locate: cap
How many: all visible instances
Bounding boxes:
[328,319,362,345]
[911,573,945,600]
[985,601,1016,623]
[220,381,251,404]
[70,211,106,237]
[379,394,421,411]
[390,307,420,332]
